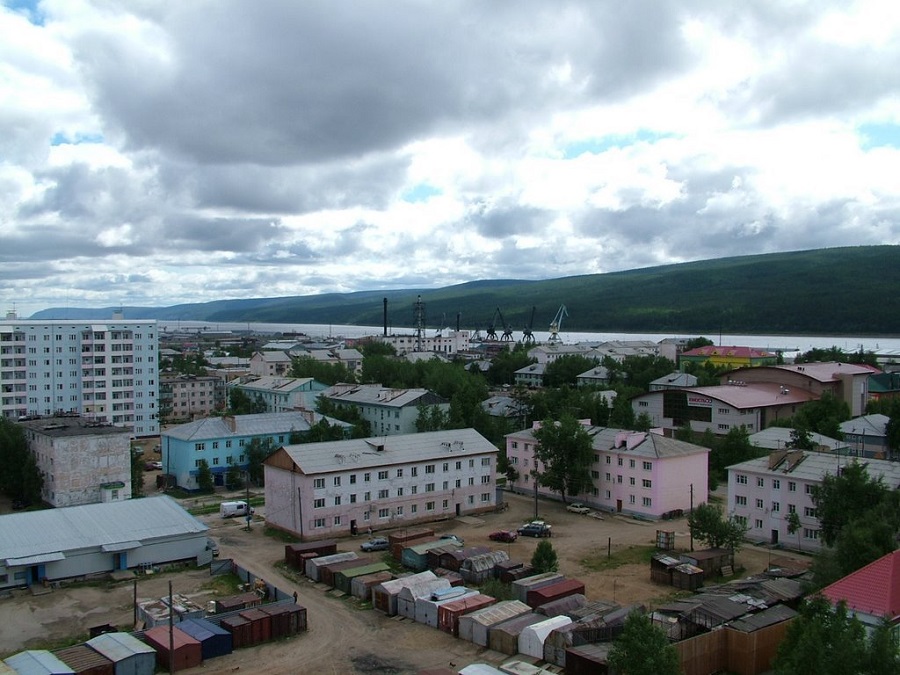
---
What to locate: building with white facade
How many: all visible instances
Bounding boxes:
[249,350,292,377]
[263,428,499,540]
[227,376,327,413]
[375,330,472,357]
[505,423,709,520]
[0,317,159,436]
[19,416,133,507]
[319,384,449,436]
[160,374,226,423]
[726,450,900,552]
[161,410,352,490]
[839,414,891,459]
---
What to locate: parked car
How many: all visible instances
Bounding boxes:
[517,521,552,538]
[360,537,390,552]
[488,530,518,543]
[567,502,591,514]
[144,460,163,471]
[440,534,464,545]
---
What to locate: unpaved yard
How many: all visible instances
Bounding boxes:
[0,490,811,673]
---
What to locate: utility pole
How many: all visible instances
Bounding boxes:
[689,483,694,552]
[245,471,252,532]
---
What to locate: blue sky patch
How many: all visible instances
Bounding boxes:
[4,0,45,26]
[402,183,442,203]
[858,123,900,150]
[51,132,105,146]
[562,129,674,159]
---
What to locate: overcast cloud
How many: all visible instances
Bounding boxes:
[2,0,899,317]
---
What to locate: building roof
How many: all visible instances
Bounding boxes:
[730,361,873,382]
[839,414,889,437]
[649,371,698,387]
[515,363,547,376]
[232,376,317,393]
[577,366,610,380]
[820,550,900,621]
[748,427,847,453]
[164,411,346,441]
[727,451,900,488]
[660,382,818,410]
[253,350,292,362]
[508,424,708,460]
[17,417,133,439]
[682,345,775,359]
[321,384,448,408]
[728,604,797,632]
[267,428,498,475]
[0,496,206,566]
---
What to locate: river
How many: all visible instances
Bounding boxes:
[160,321,900,357]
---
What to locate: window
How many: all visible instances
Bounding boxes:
[334,476,341,487]
[482,457,491,466]
[772,501,780,512]
[757,477,764,488]
[425,483,435,492]
[736,474,747,484]
[442,481,449,490]
[195,442,206,451]
[442,499,449,509]
[638,401,649,407]
[411,467,418,477]
[314,518,326,528]
[804,507,817,518]
[788,504,796,514]
[735,515,748,526]
[617,457,623,466]
[642,497,652,507]
[334,516,342,526]
[426,464,435,474]
[378,489,389,499]
[364,491,371,501]
[772,479,781,489]
[606,456,611,464]
[642,479,651,488]
[378,470,388,480]
[629,495,635,504]
[629,477,635,486]
[314,478,325,489]
[364,472,371,482]
[629,459,635,469]
[591,470,600,479]
[396,506,403,515]
[350,494,357,504]
[469,459,475,468]
[334,496,341,506]
[803,528,820,540]
[642,461,652,471]
[350,474,357,484]
[617,475,622,484]
[378,508,390,518]
[443,462,449,472]
[397,487,404,497]
[396,468,403,478]
[455,461,461,470]
[212,457,219,466]
[411,485,417,495]
[756,498,764,509]
[788,481,796,492]
[411,504,418,514]
[805,484,814,495]
[313,498,325,508]
[735,495,747,506]
[755,519,764,529]
[481,493,491,502]
[212,441,219,449]
[426,501,435,512]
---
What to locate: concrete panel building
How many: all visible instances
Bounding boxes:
[264,428,499,540]
[160,374,226,423]
[0,316,159,436]
[19,416,133,507]
[319,384,449,437]
[227,376,327,413]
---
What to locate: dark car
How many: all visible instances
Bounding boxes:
[488,529,518,543]
[360,537,390,552]
[517,522,552,538]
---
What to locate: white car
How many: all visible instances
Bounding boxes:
[567,503,591,515]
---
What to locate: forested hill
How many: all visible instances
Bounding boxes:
[30,246,900,335]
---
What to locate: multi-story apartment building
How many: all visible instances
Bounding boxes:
[0,316,159,436]
[727,450,900,552]
[228,376,327,413]
[319,384,449,436]
[263,428,499,540]
[160,374,226,422]
[505,422,709,520]
[19,416,133,507]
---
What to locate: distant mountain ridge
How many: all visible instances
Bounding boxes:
[28,246,900,335]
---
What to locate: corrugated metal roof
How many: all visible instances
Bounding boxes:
[86,632,156,661]
[0,496,206,564]
[728,604,797,632]
[727,452,900,487]
[4,650,74,674]
[164,411,324,441]
[322,384,448,408]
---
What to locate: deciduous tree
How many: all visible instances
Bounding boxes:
[608,611,681,675]
[688,502,748,551]
[532,414,595,504]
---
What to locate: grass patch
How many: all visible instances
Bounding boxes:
[264,526,300,543]
[581,544,657,572]
[199,572,245,596]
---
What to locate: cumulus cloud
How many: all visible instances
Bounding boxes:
[1,0,899,316]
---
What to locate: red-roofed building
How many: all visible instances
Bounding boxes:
[820,550,900,633]
[679,345,778,370]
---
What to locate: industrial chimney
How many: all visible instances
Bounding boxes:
[383,298,388,336]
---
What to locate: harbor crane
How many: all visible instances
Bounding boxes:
[485,307,514,341]
[522,306,537,343]
[548,305,568,343]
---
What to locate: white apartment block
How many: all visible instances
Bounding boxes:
[19,417,133,507]
[264,428,499,540]
[0,317,159,436]
[727,450,900,552]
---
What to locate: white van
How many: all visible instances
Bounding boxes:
[220,500,254,518]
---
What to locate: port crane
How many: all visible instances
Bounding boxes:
[485,307,514,341]
[522,306,537,343]
[548,305,568,343]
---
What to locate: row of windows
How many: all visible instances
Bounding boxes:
[194,455,245,467]
[734,495,817,519]
[311,459,490,488]
[311,493,493,528]
[736,474,802,492]
[313,476,491,506]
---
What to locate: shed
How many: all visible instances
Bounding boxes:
[371,571,437,616]
[680,548,734,579]
[320,557,370,588]
[535,593,586,618]
[650,552,681,584]
[488,613,546,655]
[219,615,252,650]
[437,593,496,636]
[401,540,450,572]
[397,578,452,619]
[85,632,156,675]
[564,642,611,675]
[511,572,564,603]
[458,600,533,647]
[432,568,465,586]
[351,571,393,602]
[460,551,510,585]
[542,614,612,667]
[568,599,619,622]
[260,602,307,635]
[284,540,336,569]
[519,616,572,659]
[4,650,75,674]
[238,608,273,646]
[493,559,524,580]
[437,546,491,572]
[174,618,232,660]
[53,644,114,675]
[671,563,704,590]
[415,589,479,628]
[305,551,359,581]
[389,528,435,560]
[503,565,537,583]
[142,625,202,672]
[424,543,465,571]
[214,591,261,614]
[333,561,390,595]
[526,578,585,609]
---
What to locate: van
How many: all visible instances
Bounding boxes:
[220,500,254,518]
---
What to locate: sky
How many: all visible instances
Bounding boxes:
[2,1,900,318]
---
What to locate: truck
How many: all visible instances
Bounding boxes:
[220,500,254,518]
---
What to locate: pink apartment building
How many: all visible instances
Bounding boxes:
[505,422,709,520]
[264,428,499,541]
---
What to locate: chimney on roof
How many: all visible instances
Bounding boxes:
[224,415,236,433]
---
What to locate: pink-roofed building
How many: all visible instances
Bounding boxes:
[820,550,900,634]
[505,422,709,519]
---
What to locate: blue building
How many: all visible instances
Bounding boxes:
[161,411,351,490]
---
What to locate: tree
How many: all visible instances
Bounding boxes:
[530,540,559,574]
[787,426,816,450]
[228,388,267,415]
[196,459,214,492]
[291,355,355,385]
[810,462,888,547]
[532,414,595,503]
[608,611,681,675]
[774,596,871,675]
[786,510,802,551]
[245,437,275,486]
[608,391,636,429]
[130,449,144,498]
[225,464,243,490]
[687,502,748,551]
[0,417,43,504]
[542,355,598,388]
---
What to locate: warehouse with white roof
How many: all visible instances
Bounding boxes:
[0,496,207,590]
